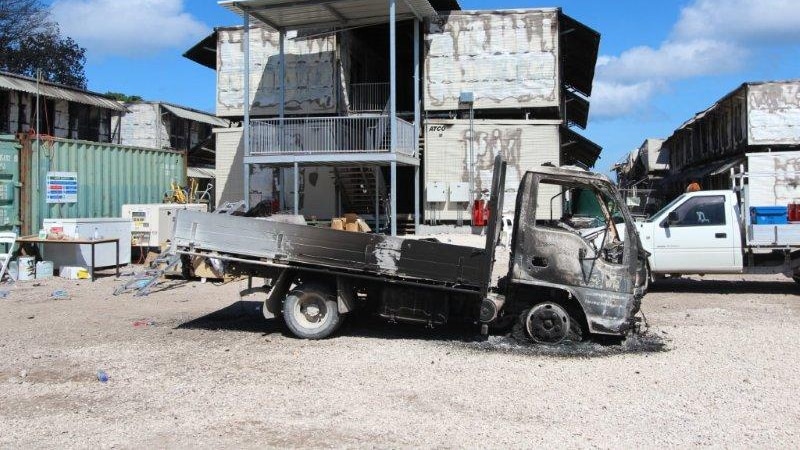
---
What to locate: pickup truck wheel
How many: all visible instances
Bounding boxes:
[521,302,571,344]
[283,283,342,339]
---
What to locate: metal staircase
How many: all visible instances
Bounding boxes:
[334,166,388,221]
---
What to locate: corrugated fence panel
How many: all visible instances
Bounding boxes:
[29,137,185,232]
[424,119,561,221]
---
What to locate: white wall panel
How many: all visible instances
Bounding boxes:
[217,27,338,117]
[425,9,559,111]
[424,119,560,221]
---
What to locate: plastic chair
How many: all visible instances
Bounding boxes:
[0,232,16,282]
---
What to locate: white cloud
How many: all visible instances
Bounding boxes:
[590,81,662,119]
[51,0,208,57]
[597,40,745,84]
[673,0,800,44]
[591,0,800,120]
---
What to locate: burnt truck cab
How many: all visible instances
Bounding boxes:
[499,165,647,339]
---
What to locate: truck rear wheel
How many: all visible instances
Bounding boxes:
[283,283,342,339]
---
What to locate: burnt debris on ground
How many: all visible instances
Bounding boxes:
[458,329,669,358]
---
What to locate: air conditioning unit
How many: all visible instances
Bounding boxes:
[122,204,208,248]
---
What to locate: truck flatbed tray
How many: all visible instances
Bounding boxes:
[171,211,488,288]
[748,224,800,247]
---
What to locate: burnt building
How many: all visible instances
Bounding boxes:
[184,1,602,233]
[0,71,125,142]
[661,80,800,198]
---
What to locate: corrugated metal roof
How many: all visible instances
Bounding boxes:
[188,167,216,179]
[220,0,437,30]
[161,103,230,127]
[0,71,126,112]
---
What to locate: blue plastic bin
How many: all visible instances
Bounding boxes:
[750,206,788,225]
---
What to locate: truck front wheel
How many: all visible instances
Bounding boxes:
[283,283,342,339]
[515,302,578,344]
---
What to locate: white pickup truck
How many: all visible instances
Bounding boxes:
[636,190,800,283]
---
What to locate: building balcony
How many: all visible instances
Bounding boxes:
[248,116,418,166]
[349,82,390,113]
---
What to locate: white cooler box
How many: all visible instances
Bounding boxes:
[42,218,132,269]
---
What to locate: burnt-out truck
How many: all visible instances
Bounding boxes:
[167,157,648,343]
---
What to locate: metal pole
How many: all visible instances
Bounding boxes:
[243,13,251,209]
[279,29,286,152]
[389,0,397,236]
[414,166,419,234]
[375,169,380,231]
[413,19,421,233]
[293,162,299,215]
[391,161,397,236]
[468,104,474,225]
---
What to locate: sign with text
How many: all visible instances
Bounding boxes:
[46,172,78,203]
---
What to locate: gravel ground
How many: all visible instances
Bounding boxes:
[1,238,799,448]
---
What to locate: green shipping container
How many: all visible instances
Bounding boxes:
[24,137,186,235]
[0,135,20,232]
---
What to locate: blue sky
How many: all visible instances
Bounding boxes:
[46,0,800,173]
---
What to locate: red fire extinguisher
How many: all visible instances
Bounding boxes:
[472,200,490,226]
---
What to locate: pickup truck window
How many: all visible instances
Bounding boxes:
[647,194,686,222]
[670,195,726,226]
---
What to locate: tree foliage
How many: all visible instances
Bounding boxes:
[0,0,87,88]
[104,92,144,103]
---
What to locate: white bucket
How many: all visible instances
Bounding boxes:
[35,261,54,280]
[17,256,35,281]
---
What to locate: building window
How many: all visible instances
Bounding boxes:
[69,103,101,142]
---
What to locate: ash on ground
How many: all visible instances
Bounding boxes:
[459,330,669,358]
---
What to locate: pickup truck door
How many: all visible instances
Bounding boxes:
[652,194,737,272]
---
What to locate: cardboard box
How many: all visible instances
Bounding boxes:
[331,218,345,231]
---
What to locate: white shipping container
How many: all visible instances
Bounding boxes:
[746,151,800,208]
[217,27,338,117]
[425,9,560,111]
[424,119,562,221]
[747,82,800,146]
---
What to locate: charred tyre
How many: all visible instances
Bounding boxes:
[522,302,571,344]
[283,282,342,339]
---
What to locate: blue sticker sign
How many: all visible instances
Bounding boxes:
[46,172,78,203]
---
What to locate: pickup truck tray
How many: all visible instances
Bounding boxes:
[748,224,800,247]
[171,211,488,289]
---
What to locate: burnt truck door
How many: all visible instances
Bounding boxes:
[480,156,507,298]
[509,170,642,335]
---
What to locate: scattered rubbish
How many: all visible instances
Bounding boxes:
[35,261,54,280]
[0,290,9,299]
[59,266,90,280]
[133,319,155,328]
[26,315,34,319]
[18,256,36,281]
[32,282,42,287]
[19,369,27,379]
[50,289,70,300]
[96,370,109,383]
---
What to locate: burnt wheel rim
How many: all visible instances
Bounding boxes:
[525,303,570,344]
[293,295,328,330]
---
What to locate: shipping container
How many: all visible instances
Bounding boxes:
[747,82,800,146]
[0,135,20,231]
[423,119,562,221]
[21,136,186,235]
[217,27,339,117]
[425,9,560,112]
[745,151,800,208]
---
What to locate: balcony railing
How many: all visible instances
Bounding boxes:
[250,116,416,157]
[349,82,389,112]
